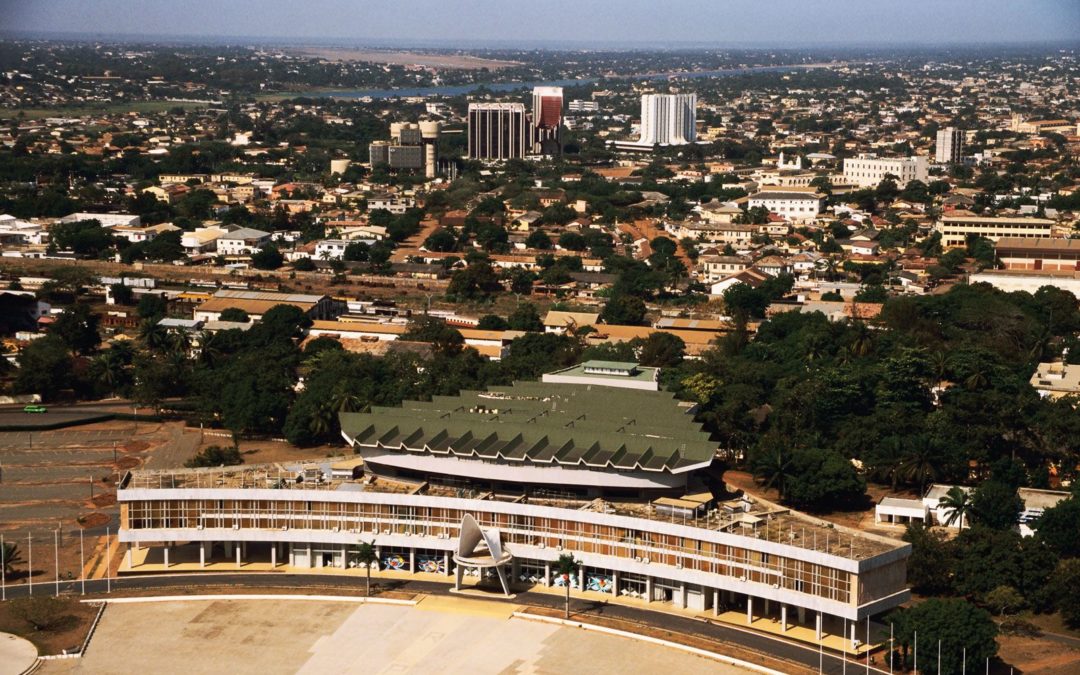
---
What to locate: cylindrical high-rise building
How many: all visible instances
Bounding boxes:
[419,120,440,178]
[468,103,528,161]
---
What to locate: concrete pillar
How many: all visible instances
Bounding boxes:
[578,567,586,592]
[850,621,857,649]
[747,596,753,625]
[798,606,806,624]
[712,589,720,616]
[679,582,687,609]
[127,543,133,570]
[271,544,277,568]
[444,551,451,576]
[163,546,170,568]
[816,612,823,640]
[224,542,233,558]
[764,598,770,615]
[611,570,618,598]
[454,563,463,591]
[199,544,206,568]
[544,561,551,587]
[645,576,653,603]
[781,605,788,632]
[235,543,241,569]
[409,548,415,573]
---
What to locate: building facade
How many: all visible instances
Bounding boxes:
[747,190,825,222]
[936,215,1055,247]
[995,237,1080,271]
[468,103,528,161]
[842,155,928,188]
[934,127,963,164]
[118,466,909,629]
[532,86,563,156]
[639,93,697,146]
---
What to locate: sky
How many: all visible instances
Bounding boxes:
[2,0,1078,47]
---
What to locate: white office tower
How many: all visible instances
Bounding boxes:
[468,103,528,161]
[639,93,697,146]
[935,127,964,164]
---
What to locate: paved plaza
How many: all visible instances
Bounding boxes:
[40,598,743,675]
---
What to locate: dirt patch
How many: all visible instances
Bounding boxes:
[77,512,110,529]
[0,597,101,656]
[115,456,141,471]
[90,493,116,508]
[998,635,1080,674]
[123,441,150,453]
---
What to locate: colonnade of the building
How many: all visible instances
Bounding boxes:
[130,540,863,647]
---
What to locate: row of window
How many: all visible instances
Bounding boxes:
[124,499,854,603]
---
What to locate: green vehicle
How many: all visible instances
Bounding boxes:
[22,404,47,414]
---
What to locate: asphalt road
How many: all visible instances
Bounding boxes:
[1,573,891,675]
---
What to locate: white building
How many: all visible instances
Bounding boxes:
[215,228,272,256]
[639,93,697,146]
[314,239,351,261]
[59,212,141,228]
[842,155,928,188]
[747,190,826,222]
[934,127,963,164]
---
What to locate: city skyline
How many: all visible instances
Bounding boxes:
[3,0,1079,47]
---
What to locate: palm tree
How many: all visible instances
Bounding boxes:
[1,541,23,575]
[355,540,378,597]
[848,322,874,358]
[555,552,579,619]
[929,351,951,383]
[938,486,973,532]
[898,435,941,494]
[751,446,793,501]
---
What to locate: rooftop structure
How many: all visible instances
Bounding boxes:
[542,360,661,391]
[339,380,710,494]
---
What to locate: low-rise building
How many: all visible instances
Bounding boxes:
[216,228,272,256]
[936,216,1055,248]
[995,237,1080,272]
[747,190,825,222]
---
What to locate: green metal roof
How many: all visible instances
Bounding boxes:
[340,382,717,474]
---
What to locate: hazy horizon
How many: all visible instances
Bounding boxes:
[2,0,1078,49]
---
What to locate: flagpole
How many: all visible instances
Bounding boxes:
[27,532,32,596]
[53,529,59,596]
[79,529,86,595]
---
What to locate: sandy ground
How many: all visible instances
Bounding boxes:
[296,48,520,70]
[40,599,742,675]
[998,635,1080,674]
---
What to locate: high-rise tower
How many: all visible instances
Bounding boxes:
[468,103,528,161]
[638,93,696,146]
[531,86,563,156]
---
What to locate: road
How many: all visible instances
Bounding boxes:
[2,573,889,675]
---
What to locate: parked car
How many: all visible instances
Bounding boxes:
[23,404,47,413]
